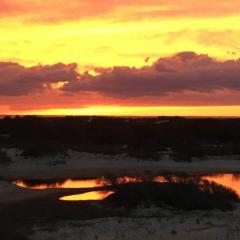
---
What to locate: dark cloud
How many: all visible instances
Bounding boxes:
[0,62,78,96]
[2,52,240,102]
[62,52,240,98]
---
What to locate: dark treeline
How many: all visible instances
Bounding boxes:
[0,116,240,161]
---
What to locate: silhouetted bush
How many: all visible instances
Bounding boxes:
[103,181,239,211]
[17,179,66,187]
[1,116,240,160]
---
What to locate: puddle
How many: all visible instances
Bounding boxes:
[13,174,240,201]
[14,178,109,189]
[59,191,114,201]
[13,176,145,190]
[203,174,240,195]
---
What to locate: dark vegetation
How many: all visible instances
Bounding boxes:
[0,192,126,240]
[0,223,30,240]
[15,179,67,187]
[0,148,11,165]
[1,116,240,161]
[0,175,239,239]
[103,179,239,210]
[16,174,240,211]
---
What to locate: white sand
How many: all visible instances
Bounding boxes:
[1,148,240,179]
[30,206,240,240]
[1,148,240,240]
[1,147,240,204]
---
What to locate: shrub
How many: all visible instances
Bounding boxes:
[103,180,239,211]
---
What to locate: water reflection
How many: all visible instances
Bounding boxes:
[14,178,109,189]
[60,191,114,201]
[14,176,143,189]
[13,174,240,198]
[204,174,240,195]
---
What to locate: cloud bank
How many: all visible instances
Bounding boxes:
[62,52,240,98]
[1,52,240,106]
[0,62,78,96]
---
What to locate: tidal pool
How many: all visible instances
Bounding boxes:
[203,174,240,195]
[13,173,240,201]
[14,178,108,189]
[59,191,114,201]
[14,176,143,189]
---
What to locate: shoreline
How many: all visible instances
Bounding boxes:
[1,159,240,180]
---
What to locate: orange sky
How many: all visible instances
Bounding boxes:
[0,0,240,116]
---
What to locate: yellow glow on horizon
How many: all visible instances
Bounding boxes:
[13,106,240,117]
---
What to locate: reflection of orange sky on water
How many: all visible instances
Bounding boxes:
[14,179,108,189]
[14,177,143,189]
[203,174,240,196]
[60,191,114,201]
[116,176,142,184]
[154,176,167,183]
[14,174,240,197]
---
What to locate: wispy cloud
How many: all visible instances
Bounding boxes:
[1,0,240,24]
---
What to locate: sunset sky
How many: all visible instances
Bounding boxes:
[1,0,240,116]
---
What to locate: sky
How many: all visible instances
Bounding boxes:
[1,0,240,116]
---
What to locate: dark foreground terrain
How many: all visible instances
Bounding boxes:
[0,176,239,240]
[1,116,240,239]
[1,116,240,162]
